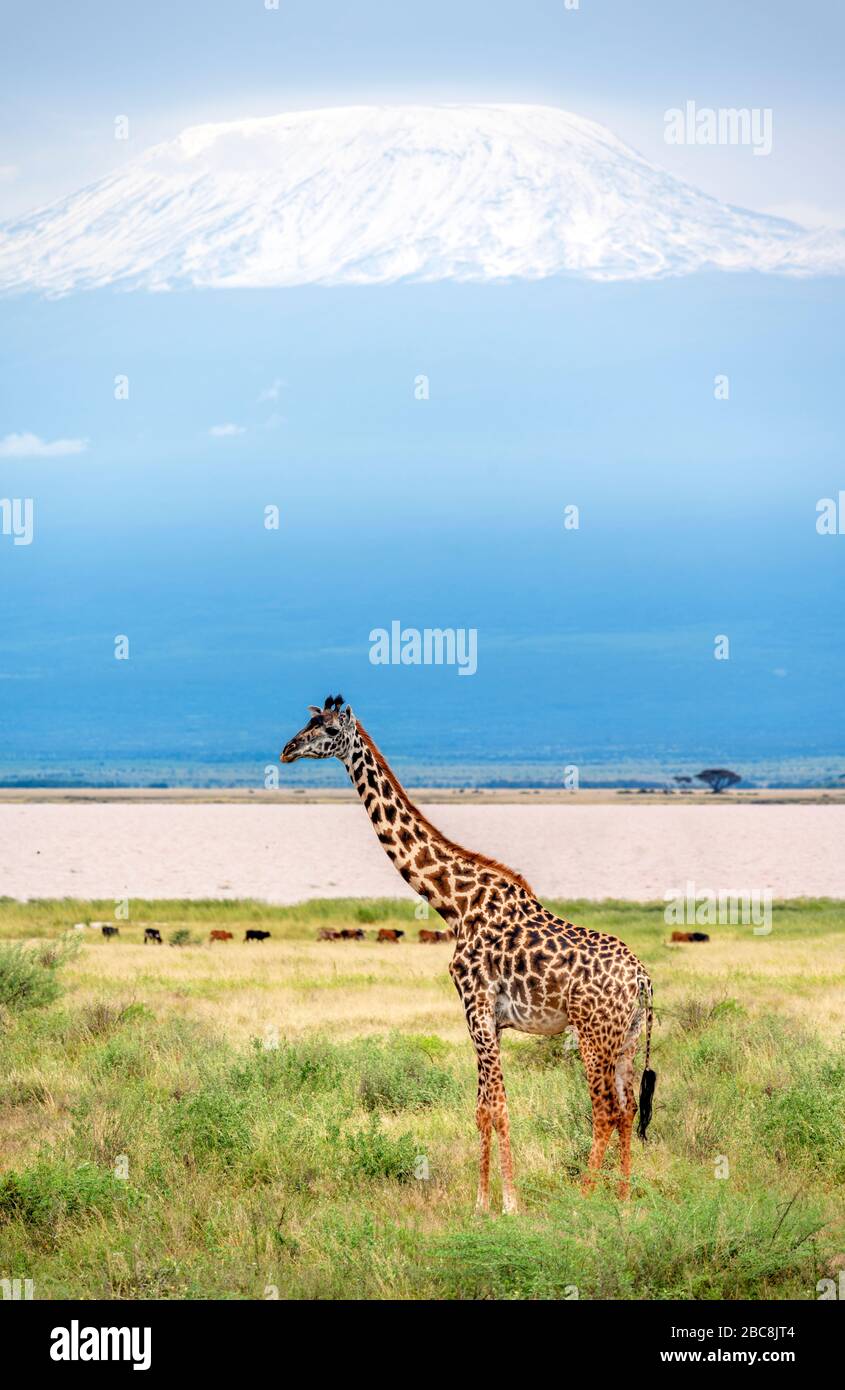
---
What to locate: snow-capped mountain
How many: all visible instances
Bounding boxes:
[1,104,842,295]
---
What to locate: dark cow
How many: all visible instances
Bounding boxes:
[419,928,450,943]
[339,928,365,940]
[670,931,710,943]
[101,925,119,939]
[210,930,234,942]
[144,928,163,944]
[317,928,341,941]
[244,929,271,942]
[376,928,404,943]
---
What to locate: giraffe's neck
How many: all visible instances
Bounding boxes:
[342,725,492,923]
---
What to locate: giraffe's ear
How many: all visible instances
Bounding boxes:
[307,705,321,716]
[341,704,355,724]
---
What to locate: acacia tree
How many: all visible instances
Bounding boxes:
[696,768,741,794]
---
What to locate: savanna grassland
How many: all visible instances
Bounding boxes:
[1,897,844,1300]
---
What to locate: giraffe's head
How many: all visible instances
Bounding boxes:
[281,694,357,763]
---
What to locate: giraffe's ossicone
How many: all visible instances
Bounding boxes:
[282,696,656,1209]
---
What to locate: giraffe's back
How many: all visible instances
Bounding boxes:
[454,893,648,1044]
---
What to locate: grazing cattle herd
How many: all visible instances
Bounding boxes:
[317,926,445,943]
[80,923,711,946]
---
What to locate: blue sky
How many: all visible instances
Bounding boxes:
[2,0,844,225]
[1,2,843,784]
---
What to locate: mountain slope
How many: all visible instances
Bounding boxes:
[1,104,842,295]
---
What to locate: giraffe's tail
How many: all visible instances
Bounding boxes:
[636,976,656,1142]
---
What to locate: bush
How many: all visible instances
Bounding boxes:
[357,1040,457,1114]
[512,1032,580,1070]
[428,1189,826,1301]
[0,1161,129,1229]
[672,994,744,1034]
[429,1224,581,1299]
[169,1085,254,1166]
[0,942,69,1012]
[231,1037,346,1095]
[77,1000,140,1038]
[345,1118,418,1181]
[760,1069,845,1178]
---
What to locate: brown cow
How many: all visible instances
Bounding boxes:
[376,928,404,943]
[419,929,450,943]
[209,930,234,942]
[317,928,341,941]
[670,931,710,943]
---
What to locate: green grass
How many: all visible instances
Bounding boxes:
[0,898,843,1299]
[1,892,842,940]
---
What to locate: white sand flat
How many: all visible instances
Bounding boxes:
[1,802,843,903]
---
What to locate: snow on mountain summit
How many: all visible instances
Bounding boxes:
[0,103,842,295]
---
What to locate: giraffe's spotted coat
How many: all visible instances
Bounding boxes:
[282,698,655,1210]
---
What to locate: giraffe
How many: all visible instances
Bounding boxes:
[281,696,656,1211]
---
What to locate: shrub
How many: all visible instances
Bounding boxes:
[429,1223,581,1299]
[672,994,744,1034]
[231,1037,346,1095]
[0,942,68,1012]
[357,1040,457,1114]
[760,1069,845,1178]
[344,1118,418,1181]
[169,1085,254,1166]
[0,1161,129,1229]
[427,1189,826,1301]
[77,1000,139,1038]
[512,1032,579,1070]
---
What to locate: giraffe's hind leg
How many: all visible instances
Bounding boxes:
[615,1008,646,1198]
[578,1034,619,1195]
[614,1044,637,1199]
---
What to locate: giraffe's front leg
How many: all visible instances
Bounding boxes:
[467,1008,518,1215]
[475,1071,493,1213]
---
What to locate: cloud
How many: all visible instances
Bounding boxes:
[208,423,245,437]
[0,164,19,183]
[258,377,286,402]
[762,201,845,230]
[0,431,88,457]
